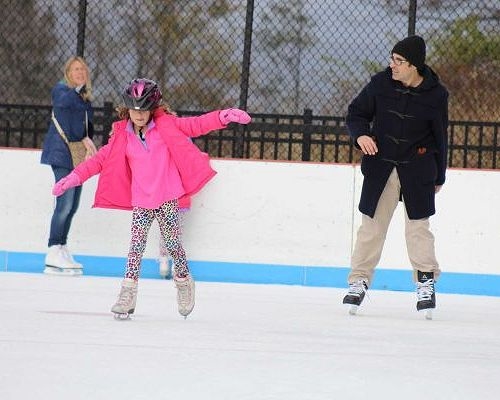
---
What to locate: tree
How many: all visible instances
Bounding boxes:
[0,0,57,104]
[255,0,315,114]
[431,15,500,121]
[85,0,241,110]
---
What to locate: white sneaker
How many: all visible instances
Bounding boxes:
[60,245,83,269]
[159,256,172,279]
[174,274,195,318]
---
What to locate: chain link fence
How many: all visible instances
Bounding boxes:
[2,0,499,117]
[0,0,499,166]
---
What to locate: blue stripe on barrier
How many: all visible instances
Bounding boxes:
[2,251,500,297]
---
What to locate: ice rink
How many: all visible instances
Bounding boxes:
[1,272,499,400]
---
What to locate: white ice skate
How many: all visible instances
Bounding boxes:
[44,245,83,276]
[61,245,83,268]
[158,256,173,279]
[174,274,195,319]
[111,278,138,320]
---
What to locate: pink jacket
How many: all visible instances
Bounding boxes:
[178,195,191,209]
[73,109,225,210]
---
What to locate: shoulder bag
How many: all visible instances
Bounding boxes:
[52,111,88,168]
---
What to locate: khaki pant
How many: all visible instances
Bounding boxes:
[348,168,440,286]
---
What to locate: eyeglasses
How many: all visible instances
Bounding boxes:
[389,55,409,66]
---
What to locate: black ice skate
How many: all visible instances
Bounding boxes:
[416,270,435,320]
[343,279,368,315]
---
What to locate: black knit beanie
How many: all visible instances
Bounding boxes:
[392,35,426,70]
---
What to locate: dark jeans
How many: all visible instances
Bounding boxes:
[48,166,82,247]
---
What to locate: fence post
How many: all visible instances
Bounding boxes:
[302,108,313,161]
[102,101,113,145]
[239,0,254,111]
[408,0,417,36]
[235,0,255,158]
[76,0,88,57]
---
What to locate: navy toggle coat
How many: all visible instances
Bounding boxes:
[346,66,448,219]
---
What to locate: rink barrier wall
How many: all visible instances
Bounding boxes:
[2,251,500,297]
[1,148,500,297]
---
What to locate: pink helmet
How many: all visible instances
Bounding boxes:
[122,78,162,110]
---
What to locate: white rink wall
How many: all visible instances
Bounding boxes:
[1,148,499,292]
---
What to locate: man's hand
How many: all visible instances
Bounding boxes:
[357,135,378,155]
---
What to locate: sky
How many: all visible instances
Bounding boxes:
[1,272,499,400]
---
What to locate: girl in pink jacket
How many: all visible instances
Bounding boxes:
[53,78,251,319]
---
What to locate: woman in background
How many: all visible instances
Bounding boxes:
[41,56,97,275]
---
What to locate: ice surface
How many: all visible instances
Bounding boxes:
[1,272,499,400]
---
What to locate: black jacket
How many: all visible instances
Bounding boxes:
[346,66,448,219]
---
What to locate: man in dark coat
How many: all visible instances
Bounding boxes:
[342,35,449,319]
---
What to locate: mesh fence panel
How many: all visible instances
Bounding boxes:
[1,0,498,119]
[0,0,498,165]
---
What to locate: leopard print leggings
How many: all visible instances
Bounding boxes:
[125,200,189,280]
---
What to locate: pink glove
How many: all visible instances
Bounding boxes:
[219,108,251,125]
[52,172,82,196]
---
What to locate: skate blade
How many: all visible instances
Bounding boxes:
[348,305,358,315]
[44,266,83,276]
[418,308,433,320]
[178,307,194,319]
[113,312,132,321]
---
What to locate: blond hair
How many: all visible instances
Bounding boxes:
[63,56,92,102]
[115,103,177,120]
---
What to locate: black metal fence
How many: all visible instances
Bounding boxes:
[1,103,498,169]
[0,0,499,120]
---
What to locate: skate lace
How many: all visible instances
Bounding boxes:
[348,280,367,297]
[117,286,135,306]
[177,280,190,305]
[61,247,71,259]
[416,279,434,301]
